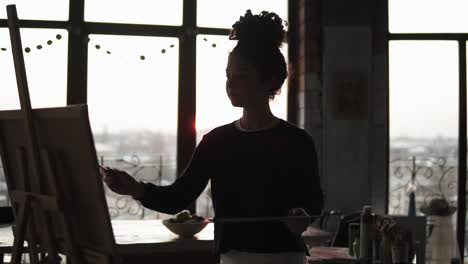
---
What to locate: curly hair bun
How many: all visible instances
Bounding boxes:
[229,10,286,49]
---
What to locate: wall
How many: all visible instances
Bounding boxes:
[295,0,388,214]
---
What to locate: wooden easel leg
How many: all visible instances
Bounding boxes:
[29,206,62,264]
[40,213,62,264]
[27,211,40,264]
[11,198,28,264]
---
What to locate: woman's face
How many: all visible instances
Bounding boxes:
[225,53,268,108]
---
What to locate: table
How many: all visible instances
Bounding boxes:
[0,220,335,264]
[113,220,216,263]
[0,220,215,264]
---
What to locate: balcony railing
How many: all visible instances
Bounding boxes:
[0,154,183,219]
[388,155,457,215]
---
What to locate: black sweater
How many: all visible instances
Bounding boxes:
[138,119,324,256]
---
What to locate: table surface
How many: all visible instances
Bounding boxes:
[0,220,215,254]
[0,220,337,256]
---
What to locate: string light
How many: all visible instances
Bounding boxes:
[90,39,177,62]
[1,32,204,61]
[0,33,64,54]
[203,37,217,48]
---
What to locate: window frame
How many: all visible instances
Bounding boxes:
[0,0,293,213]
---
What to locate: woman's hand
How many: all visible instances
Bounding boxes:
[99,166,145,198]
[283,208,311,234]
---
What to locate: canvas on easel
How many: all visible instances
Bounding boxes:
[0,5,119,264]
[0,106,120,264]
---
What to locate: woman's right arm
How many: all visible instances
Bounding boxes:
[102,135,213,215]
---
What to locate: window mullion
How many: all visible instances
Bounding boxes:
[67,0,87,105]
[85,23,183,37]
[0,19,67,28]
[178,0,197,212]
[457,40,467,258]
[177,0,197,176]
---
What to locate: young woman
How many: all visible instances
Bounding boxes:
[101,10,324,264]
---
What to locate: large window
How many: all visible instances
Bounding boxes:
[0,2,289,219]
[388,0,468,259]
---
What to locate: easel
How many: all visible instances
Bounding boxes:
[2,5,119,264]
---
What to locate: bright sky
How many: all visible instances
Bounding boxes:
[389,0,468,33]
[0,0,465,139]
[388,0,468,139]
[389,41,459,139]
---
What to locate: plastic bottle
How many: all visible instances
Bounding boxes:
[360,206,374,263]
